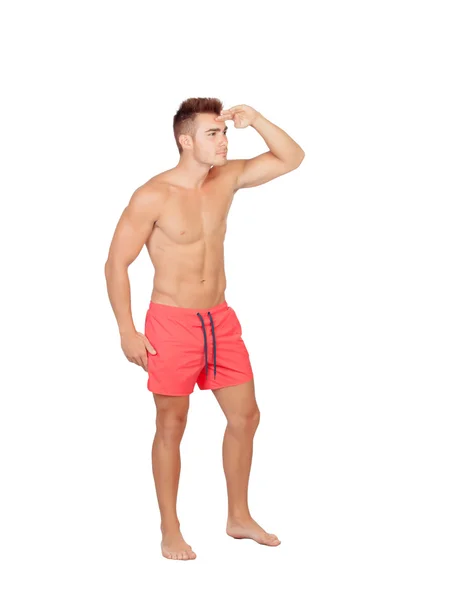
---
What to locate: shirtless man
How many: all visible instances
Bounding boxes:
[104,98,304,560]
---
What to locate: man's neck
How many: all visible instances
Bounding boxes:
[173,157,213,190]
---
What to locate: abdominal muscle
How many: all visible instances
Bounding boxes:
[146,222,228,310]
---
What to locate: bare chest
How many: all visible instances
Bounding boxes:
[154,187,233,245]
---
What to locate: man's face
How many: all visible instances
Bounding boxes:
[190,113,228,166]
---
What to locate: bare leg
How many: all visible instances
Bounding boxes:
[152,392,196,560]
[212,379,281,546]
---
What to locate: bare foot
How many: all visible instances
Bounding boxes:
[161,531,197,560]
[226,517,281,546]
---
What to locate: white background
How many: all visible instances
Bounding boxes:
[1,0,461,598]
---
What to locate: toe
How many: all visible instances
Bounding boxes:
[188,550,197,559]
[270,537,281,545]
[161,545,173,559]
[181,551,188,560]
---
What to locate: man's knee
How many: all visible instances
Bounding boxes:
[227,407,260,435]
[155,408,188,441]
[153,394,189,441]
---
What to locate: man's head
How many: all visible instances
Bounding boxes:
[173,97,228,166]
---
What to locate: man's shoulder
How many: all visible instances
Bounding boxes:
[127,177,171,222]
[135,173,172,200]
[210,160,245,188]
[140,170,172,188]
[222,158,246,168]
[215,159,245,175]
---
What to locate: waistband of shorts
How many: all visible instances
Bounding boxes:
[147,299,229,317]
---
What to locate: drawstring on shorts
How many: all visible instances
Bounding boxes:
[196,311,217,379]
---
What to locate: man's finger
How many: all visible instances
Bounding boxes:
[141,356,148,371]
[136,357,147,370]
[144,337,157,354]
[227,105,244,112]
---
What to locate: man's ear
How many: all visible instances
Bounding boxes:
[179,134,193,151]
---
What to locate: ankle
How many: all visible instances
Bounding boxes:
[227,510,252,524]
[160,519,181,535]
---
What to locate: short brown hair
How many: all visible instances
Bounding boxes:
[173,97,224,154]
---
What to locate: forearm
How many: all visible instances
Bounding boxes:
[104,262,136,335]
[251,113,304,165]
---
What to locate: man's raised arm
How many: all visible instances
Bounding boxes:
[216,104,305,190]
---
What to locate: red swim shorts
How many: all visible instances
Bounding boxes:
[144,300,254,396]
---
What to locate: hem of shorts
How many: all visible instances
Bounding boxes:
[198,373,254,391]
[148,386,194,396]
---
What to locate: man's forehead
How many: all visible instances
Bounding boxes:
[196,112,227,131]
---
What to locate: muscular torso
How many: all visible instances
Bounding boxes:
[144,165,238,309]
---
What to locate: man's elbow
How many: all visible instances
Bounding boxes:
[295,148,305,166]
[104,258,113,273]
[104,260,113,280]
[104,258,128,277]
[286,149,305,171]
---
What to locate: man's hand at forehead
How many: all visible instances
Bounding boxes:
[215,104,261,129]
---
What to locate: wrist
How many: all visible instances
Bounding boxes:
[119,325,136,337]
[250,112,264,128]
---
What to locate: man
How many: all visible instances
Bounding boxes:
[104,98,304,560]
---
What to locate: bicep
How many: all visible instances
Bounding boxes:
[233,152,295,190]
[106,188,163,267]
